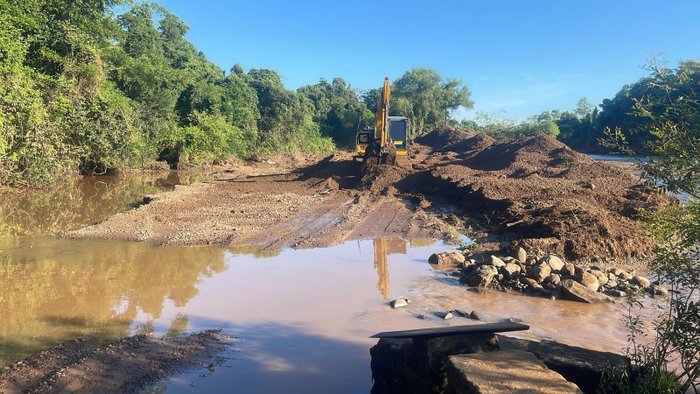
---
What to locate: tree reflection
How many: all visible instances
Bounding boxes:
[0,238,225,366]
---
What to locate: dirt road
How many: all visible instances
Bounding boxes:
[68,126,669,261]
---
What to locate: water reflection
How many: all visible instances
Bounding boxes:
[368,238,407,300]
[0,171,203,236]
[0,237,226,365]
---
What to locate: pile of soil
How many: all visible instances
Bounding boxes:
[0,330,230,393]
[408,132,670,260]
[415,124,474,149]
[68,126,670,261]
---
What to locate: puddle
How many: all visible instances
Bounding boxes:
[0,236,666,392]
[0,171,203,236]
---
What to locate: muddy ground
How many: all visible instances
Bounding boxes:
[68,125,670,261]
[0,330,230,394]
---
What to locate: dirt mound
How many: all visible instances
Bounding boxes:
[413,134,670,260]
[415,125,474,150]
[446,133,496,154]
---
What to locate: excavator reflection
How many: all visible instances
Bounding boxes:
[367,238,408,300]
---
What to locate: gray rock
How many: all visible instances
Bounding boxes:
[631,275,651,289]
[528,264,552,283]
[561,262,576,276]
[428,252,466,267]
[390,298,410,308]
[578,272,600,292]
[604,289,626,298]
[465,265,497,287]
[561,279,613,303]
[435,311,453,320]
[469,311,482,320]
[547,255,566,272]
[499,262,522,279]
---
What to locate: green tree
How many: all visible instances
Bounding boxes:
[391,68,473,136]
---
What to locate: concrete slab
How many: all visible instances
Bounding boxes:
[447,350,582,393]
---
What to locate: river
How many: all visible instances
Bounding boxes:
[0,169,664,393]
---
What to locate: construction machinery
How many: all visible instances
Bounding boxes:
[355,77,408,164]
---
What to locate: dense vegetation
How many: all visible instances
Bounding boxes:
[0,0,472,186]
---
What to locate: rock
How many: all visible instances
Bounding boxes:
[499,262,521,279]
[485,255,506,268]
[578,272,600,292]
[604,289,626,297]
[544,274,561,286]
[547,255,565,272]
[631,275,651,289]
[614,268,633,281]
[447,351,583,394]
[428,252,466,267]
[520,277,539,287]
[651,285,668,297]
[435,311,453,320]
[589,269,608,286]
[469,311,482,320]
[502,256,517,264]
[390,298,410,308]
[607,279,619,288]
[528,264,551,283]
[534,340,630,394]
[560,279,613,304]
[516,247,527,263]
[463,265,497,287]
[561,262,576,276]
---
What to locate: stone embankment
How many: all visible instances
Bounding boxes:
[429,247,667,304]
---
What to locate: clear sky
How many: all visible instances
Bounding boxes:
[154,0,700,121]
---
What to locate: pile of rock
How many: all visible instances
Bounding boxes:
[428,249,667,304]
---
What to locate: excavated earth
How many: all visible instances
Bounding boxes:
[68,125,670,261]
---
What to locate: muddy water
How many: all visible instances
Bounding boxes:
[0,174,665,393]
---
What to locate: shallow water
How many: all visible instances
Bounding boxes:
[0,172,666,393]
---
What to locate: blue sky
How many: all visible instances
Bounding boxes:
[155,0,700,121]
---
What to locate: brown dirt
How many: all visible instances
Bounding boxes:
[0,330,230,394]
[67,127,671,261]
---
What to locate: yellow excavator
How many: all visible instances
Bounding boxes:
[355,77,408,164]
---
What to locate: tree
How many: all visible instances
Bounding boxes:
[618,60,700,393]
[391,68,473,136]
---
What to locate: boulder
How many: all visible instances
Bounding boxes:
[528,264,552,283]
[651,284,668,297]
[578,272,600,292]
[535,340,630,394]
[613,268,633,281]
[544,274,561,286]
[560,279,613,304]
[631,275,651,289]
[547,255,566,272]
[485,255,506,268]
[499,262,521,279]
[516,247,527,263]
[463,265,497,287]
[589,269,608,286]
[604,289,626,298]
[428,252,466,268]
[561,262,576,276]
